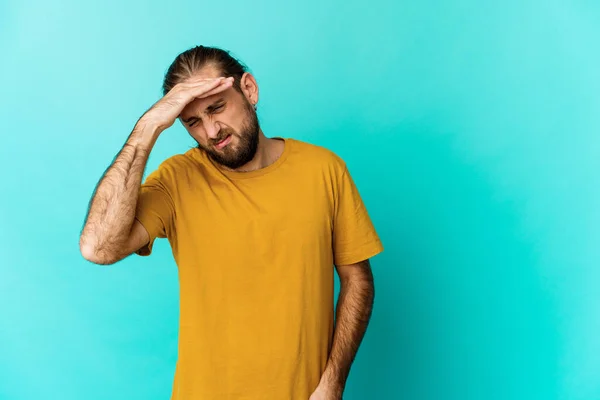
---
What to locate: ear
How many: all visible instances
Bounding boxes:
[240,72,259,107]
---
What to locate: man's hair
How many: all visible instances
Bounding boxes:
[162,45,249,96]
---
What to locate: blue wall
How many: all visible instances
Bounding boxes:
[1,0,599,399]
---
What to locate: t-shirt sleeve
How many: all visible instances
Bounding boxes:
[134,168,175,257]
[332,164,384,265]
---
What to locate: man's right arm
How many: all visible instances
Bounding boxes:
[79,120,160,265]
[79,76,234,265]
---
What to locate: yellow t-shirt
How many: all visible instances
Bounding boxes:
[134,137,383,399]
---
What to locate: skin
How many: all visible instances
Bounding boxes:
[79,64,375,399]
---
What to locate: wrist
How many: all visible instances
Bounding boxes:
[318,373,344,393]
[128,118,162,151]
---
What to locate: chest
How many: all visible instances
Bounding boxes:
[172,173,335,252]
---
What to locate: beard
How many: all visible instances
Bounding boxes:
[196,99,260,170]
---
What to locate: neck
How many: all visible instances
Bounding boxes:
[223,131,284,173]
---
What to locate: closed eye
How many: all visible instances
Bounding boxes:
[188,105,225,127]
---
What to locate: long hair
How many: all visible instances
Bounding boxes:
[162,45,250,98]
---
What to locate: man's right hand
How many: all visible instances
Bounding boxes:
[140,76,234,133]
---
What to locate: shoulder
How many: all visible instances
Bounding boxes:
[288,138,347,175]
[143,151,196,186]
[158,152,194,171]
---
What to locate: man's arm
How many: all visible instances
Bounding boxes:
[311,259,375,399]
[79,121,159,265]
[79,76,233,264]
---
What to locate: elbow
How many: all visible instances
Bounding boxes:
[79,240,117,265]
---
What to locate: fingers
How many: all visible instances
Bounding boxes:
[179,76,232,88]
[176,76,234,100]
[199,78,234,98]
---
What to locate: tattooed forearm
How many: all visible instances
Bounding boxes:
[79,120,160,264]
[321,259,375,394]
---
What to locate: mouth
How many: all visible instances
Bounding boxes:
[214,135,232,150]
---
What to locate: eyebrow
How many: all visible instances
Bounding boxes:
[181,98,225,123]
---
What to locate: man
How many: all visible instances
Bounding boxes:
[80,45,384,400]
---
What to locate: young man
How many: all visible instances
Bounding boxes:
[80,45,384,400]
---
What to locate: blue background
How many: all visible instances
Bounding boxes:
[1,0,599,399]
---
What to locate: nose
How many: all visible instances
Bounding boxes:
[204,119,221,140]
